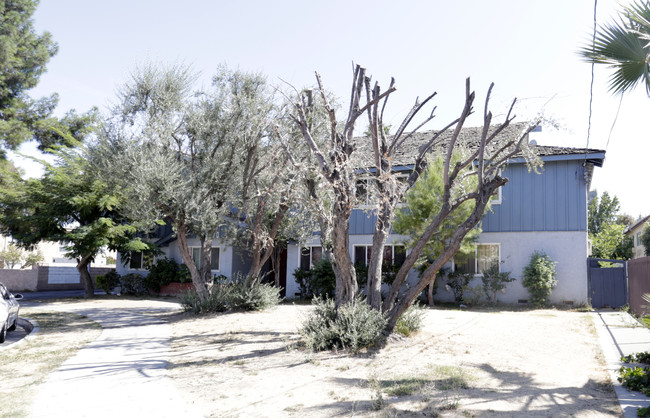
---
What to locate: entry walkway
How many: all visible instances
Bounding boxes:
[29,300,200,418]
[592,310,650,418]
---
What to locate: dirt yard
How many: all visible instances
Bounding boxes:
[167,304,620,417]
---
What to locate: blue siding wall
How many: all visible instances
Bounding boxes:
[349,159,588,235]
[483,160,587,232]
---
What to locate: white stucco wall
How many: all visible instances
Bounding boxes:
[286,230,589,305]
[434,231,589,305]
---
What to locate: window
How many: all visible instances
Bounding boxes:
[454,243,500,275]
[128,252,153,270]
[490,187,502,205]
[637,232,642,246]
[353,244,406,267]
[300,246,322,270]
[189,247,221,271]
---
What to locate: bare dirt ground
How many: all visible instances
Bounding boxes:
[167,304,620,417]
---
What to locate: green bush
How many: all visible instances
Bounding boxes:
[618,365,650,396]
[228,274,282,311]
[522,251,557,306]
[179,284,232,314]
[95,270,120,294]
[145,258,188,292]
[120,273,149,296]
[445,271,473,303]
[622,352,650,364]
[178,273,282,314]
[294,259,374,299]
[481,264,515,305]
[395,303,426,336]
[300,296,387,353]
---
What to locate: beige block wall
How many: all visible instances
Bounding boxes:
[0,265,39,291]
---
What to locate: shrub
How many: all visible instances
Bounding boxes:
[622,352,650,364]
[522,251,557,306]
[145,258,187,292]
[294,259,370,299]
[481,264,515,305]
[119,273,149,296]
[178,273,282,314]
[445,271,473,303]
[179,285,232,314]
[228,274,282,311]
[95,270,120,294]
[301,296,387,353]
[618,365,650,396]
[395,303,425,336]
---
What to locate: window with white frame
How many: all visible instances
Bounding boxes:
[189,247,220,271]
[353,244,406,267]
[128,251,153,270]
[454,243,500,275]
[355,174,409,207]
[490,186,502,205]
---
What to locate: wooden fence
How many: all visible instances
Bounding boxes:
[628,256,650,317]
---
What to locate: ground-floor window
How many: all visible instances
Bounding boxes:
[300,246,322,270]
[127,251,153,270]
[189,247,220,271]
[454,243,500,275]
[353,244,406,267]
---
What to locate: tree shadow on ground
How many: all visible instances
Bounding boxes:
[297,362,620,417]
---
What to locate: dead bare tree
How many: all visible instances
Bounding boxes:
[287,64,540,330]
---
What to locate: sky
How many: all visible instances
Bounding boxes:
[9,0,650,218]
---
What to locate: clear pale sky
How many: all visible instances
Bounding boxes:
[11,0,649,218]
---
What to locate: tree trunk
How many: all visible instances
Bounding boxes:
[427,279,436,307]
[200,235,213,285]
[330,205,357,308]
[176,222,209,302]
[366,215,389,310]
[77,256,94,298]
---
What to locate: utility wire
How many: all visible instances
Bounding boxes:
[586,0,598,161]
[605,94,624,150]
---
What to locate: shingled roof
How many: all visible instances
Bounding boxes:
[350,122,605,168]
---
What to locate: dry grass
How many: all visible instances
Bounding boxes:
[167,304,621,417]
[0,309,101,418]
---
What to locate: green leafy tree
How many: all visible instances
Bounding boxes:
[588,191,621,235]
[393,150,482,306]
[581,1,650,95]
[0,243,22,268]
[0,0,96,155]
[0,147,148,297]
[589,191,633,260]
[641,224,650,256]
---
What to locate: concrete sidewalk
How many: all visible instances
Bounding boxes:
[29,300,201,418]
[592,310,650,418]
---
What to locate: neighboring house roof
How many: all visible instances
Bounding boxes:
[626,215,650,235]
[351,122,605,169]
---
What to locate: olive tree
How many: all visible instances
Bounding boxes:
[96,64,277,302]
